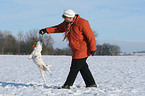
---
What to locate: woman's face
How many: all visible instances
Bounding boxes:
[64,17,74,22]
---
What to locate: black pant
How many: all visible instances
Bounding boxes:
[64,57,96,87]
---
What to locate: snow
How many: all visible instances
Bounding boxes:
[0,55,145,96]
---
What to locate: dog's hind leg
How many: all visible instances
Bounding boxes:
[40,69,46,85]
[44,65,53,75]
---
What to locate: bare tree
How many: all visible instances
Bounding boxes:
[17,31,25,54]
[0,31,4,54]
[4,33,17,54]
[93,30,98,38]
[42,35,54,55]
[24,29,39,54]
[110,44,120,55]
[96,43,120,55]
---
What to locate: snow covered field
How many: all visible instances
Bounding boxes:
[0,55,145,96]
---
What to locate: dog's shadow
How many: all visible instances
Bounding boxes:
[0,81,58,89]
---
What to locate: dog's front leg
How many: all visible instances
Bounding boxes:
[40,69,46,85]
[28,55,32,59]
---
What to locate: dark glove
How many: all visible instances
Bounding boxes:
[90,51,96,56]
[39,29,47,35]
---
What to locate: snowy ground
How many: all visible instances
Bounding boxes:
[0,55,145,96]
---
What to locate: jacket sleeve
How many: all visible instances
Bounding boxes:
[82,20,97,51]
[45,21,66,34]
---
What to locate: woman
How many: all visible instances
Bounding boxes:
[39,9,97,89]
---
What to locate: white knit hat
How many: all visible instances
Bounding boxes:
[63,9,75,18]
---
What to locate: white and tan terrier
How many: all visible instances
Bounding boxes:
[28,41,52,85]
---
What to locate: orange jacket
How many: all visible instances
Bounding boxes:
[46,14,96,59]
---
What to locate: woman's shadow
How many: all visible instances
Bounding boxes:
[0,81,58,89]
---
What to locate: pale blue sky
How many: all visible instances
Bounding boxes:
[0,0,145,43]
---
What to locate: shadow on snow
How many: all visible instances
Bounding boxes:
[0,81,58,89]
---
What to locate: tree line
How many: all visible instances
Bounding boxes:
[96,43,120,55]
[0,30,120,55]
[0,29,71,55]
